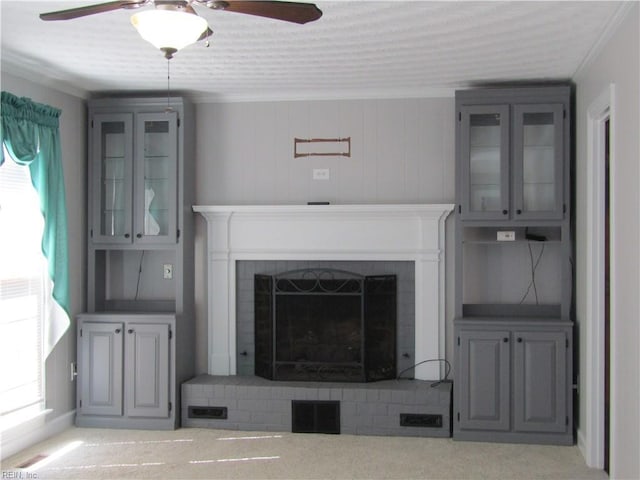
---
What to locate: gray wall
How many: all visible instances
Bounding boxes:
[0,72,86,426]
[195,98,454,204]
[193,97,456,374]
[573,3,639,478]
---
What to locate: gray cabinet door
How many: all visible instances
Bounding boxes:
[512,103,564,220]
[459,104,510,221]
[458,330,510,431]
[79,322,124,416]
[513,330,567,432]
[91,113,134,244]
[133,112,178,245]
[125,323,170,418]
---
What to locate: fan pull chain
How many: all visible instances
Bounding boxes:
[165,58,173,113]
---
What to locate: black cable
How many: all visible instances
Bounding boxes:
[519,242,545,304]
[529,243,539,303]
[532,243,545,303]
[396,358,451,387]
[134,250,145,300]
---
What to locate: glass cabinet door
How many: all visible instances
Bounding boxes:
[133,112,178,244]
[459,105,510,220]
[92,113,133,244]
[512,104,564,220]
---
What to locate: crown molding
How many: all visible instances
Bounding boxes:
[0,55,456,104]
[572,1,637,80]
[190,86,456,104]
[1,53,90,100]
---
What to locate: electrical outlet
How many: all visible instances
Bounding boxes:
[313,168,330,180]
[497,231,516,241]
[163,264,173,279]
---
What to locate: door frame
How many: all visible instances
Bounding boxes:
[582,83,615,468]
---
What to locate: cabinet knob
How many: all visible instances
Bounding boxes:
[517,337,523,343]
[128,329,134,334]
[502,209,508,215]
[124,233,130,238]
[136,233,142,238]
[503,337,509,343]
[516,209,522,215]
[115,328,121,334]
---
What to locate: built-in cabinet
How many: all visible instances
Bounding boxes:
[78,97,195,430]
[77,315,173,428]
[455,320,572,443]
[91,111,178,245]
[459,99,566,221]
[453,86,573,445]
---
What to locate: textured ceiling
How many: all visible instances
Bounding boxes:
[0,1,628,101]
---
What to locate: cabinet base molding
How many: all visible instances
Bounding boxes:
[75,416,175,430]
[453,430,573,446]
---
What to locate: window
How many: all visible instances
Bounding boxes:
[0,153,46,425]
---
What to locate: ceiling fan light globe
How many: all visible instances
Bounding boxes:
[131,9,208,53]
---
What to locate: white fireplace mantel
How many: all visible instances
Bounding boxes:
[194,204,454,380]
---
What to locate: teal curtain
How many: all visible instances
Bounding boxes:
[1,91,70,351]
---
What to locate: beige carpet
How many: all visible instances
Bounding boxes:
[2,427,606,479]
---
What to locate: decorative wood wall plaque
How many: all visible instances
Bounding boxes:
[294,137,351,158]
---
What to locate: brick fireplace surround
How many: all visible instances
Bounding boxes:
[185,204,453,437]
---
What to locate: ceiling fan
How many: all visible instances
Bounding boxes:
[40,1,323,58]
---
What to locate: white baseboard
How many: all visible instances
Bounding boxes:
[577,428,588,463]
[1,409,75,461]
[577,426,603,469]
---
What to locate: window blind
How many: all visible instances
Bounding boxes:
[0,156,45,419]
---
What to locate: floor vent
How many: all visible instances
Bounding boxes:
[17,454,48,469]
[399,413,443,428]
[188,406,228,419]
[292,400,340,434]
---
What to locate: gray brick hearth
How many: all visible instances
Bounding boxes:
[182,375,451,438]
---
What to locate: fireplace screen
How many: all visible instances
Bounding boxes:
[255,268,396,382]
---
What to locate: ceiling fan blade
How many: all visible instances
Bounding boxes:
[40,1,149,21]
[198,27,215,41]
[209,1,322,24]
[180,4,213,40]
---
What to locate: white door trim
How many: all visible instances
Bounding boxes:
[581,83,615,469]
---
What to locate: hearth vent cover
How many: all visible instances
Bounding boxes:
[188,406,228,419]
[292,400,340,434]
[399,413,443,428]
